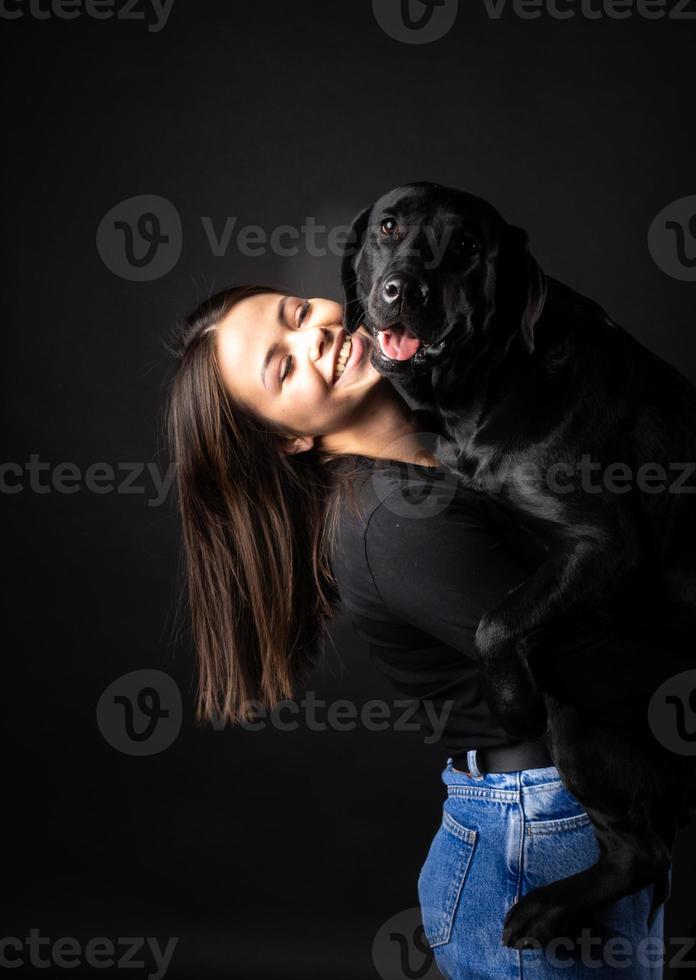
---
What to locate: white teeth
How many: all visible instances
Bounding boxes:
[333,338,352,382]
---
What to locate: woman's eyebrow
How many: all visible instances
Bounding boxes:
[260,295,290,390]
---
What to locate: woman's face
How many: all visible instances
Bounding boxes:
[214,293,383,445]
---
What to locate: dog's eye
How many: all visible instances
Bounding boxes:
[379,218,399,237]
[453,235,480,256]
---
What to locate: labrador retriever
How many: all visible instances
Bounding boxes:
[341,181,696,947]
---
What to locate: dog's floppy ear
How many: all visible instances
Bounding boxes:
[504,225,547,354]
[341,205,372,335]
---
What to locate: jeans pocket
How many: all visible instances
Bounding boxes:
[526,811,592,836]
[417,809,477,948]
[524,811,599,896]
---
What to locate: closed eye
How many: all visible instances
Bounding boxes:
[296,299,310,327]
[279,298,310,385]
[280,355,293,384]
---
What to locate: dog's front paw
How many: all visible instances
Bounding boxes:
[503,891,591,950]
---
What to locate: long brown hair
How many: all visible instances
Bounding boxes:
[166,284,367,726]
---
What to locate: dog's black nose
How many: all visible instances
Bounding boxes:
[383,277,403,303]
[382,274,428,307]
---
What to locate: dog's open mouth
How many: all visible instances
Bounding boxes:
[377,324,423,362]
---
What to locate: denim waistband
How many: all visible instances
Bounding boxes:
[444,755,563,801]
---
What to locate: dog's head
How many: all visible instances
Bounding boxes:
[341,182,547,380]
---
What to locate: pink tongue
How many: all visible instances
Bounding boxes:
[380,327,422,361]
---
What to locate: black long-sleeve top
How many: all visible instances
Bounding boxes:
[329,448,553,768]
[329,418,673,765]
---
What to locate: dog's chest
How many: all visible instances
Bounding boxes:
[433,369,553,495]
[437,409,504,489]
[437,404,530,481]
[437,428,566,537]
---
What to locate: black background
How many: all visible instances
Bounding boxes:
[4,1,696,977]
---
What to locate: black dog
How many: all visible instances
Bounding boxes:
[341,181,696,947]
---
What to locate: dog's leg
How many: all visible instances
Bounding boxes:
[647,802,676,925]
[503,699,673,949]
[503,816,671,949]
[476,534,633,738]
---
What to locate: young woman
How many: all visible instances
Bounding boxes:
[167,284,667,979]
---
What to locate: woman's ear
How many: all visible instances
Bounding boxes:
[341,204,372,336]
[278,434,315,455]
[502,225,547,354]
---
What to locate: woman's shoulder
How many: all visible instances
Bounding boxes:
[334,451,487,536]
[332,449,549,575]
[328,452,490,601]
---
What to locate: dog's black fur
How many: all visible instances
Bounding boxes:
[341,182,696,948]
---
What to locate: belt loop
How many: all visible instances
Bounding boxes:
[467,748,484,779]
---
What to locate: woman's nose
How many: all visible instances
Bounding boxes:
[306,326,328,362]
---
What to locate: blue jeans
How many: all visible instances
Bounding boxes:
[417,757,667,979]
